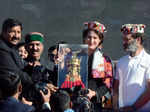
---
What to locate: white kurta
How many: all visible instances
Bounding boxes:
[115,49,150,112]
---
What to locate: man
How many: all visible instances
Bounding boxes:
[113,24,150,112]
[48,41,67,86]
[0,69,51,112]
[23,32,57,110]
[0,18,32,88]
[0,18,23,70]
[24,32,57,87]
[50,90,74,112]
[48,41,67,65]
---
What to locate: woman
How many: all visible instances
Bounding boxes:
[83,21,113,111]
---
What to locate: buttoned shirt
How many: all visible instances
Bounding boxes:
[116,49,150,111]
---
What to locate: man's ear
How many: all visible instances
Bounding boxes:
[136,37,140,41]
[70,101,73,108]
[136,37,142,45]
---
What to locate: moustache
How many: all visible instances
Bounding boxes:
[12,36,20,40]
[31,49,40,53]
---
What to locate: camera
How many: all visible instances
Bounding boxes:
[35,82,48,95]
[72,96,92,112]
[22,65,50,102]
[61,86,93,112]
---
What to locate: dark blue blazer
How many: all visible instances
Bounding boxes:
[0,97,34,112]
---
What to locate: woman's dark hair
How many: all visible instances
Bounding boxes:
[131,33,145,45]
[82,29,104,44]
[2,18,22,33]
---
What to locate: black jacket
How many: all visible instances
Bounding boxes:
[0,38,32,87]
[0,39,23,70]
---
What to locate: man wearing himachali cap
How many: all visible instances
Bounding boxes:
[24,32,57,87]
[113,24,150,112]
[23,32,57,111]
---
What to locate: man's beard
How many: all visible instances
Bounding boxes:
[124,39,138,54]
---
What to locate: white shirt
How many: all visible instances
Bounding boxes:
[115,49,150,112]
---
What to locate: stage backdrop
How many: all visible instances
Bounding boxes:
[0,0,150,67]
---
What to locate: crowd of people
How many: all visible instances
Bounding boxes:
[0,18,150,112]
